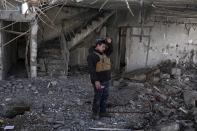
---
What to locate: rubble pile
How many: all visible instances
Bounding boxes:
[0,60,196,130]
[112,60,197,130]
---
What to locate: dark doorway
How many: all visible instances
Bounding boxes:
[8,36,29,78]
[2,21,30,79]
[118,27,127,73]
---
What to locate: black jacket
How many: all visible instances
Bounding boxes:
[87,44,113,83]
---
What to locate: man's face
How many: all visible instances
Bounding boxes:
[97,43,106,53]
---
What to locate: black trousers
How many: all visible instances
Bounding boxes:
[92,81,110,114]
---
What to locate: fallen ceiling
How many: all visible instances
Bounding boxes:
[1,0,197,10]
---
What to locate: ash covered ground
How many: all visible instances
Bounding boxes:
[0,62,197,131]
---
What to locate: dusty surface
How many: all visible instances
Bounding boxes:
[0,65,197,131]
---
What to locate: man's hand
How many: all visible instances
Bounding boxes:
[106,37,112,44]
[95,81,101,90]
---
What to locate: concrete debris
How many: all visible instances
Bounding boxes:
[156,123,180,131]
[184,91,197,107]
[0,119,4,124]
[89,127,131,131]
[4,125,15,130]
[160,73,171,79]
[113,80,121,87]
[5,106,30,119]
[0,60,196,130]
[171,68,182,78]
[179,107,188,114]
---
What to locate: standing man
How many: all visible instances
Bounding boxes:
[87,37,113,119]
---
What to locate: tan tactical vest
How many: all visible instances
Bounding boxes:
[94,51,111,72]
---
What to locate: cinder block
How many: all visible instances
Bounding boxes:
[184,91,197,107]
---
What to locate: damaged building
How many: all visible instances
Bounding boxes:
[0,0,197,131]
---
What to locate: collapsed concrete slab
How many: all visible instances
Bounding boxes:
[156,123,180,131]
[184,91,197,107]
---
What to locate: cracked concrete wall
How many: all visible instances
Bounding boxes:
[119,11,197,72]
[146,23,197,66]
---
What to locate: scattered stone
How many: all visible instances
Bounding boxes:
[5,106,30,119]
[153,69,160,75]
[113,80,120,87]
[79,120,85,126]
[31,86,37,91]
[4,125,15,130]
[97,121,106,126]
[0,63,196,131]
[55,111,65,122]
[160,73,171,79]
[28,84,32,88]
[184,91,197,107]
[76,98,83,106]
[152,77,160,83]
[179,107,188,114]
[128,82,144,87]
[132,74,147,81]
[53,124,63,129]
[0,119,4,124]
[51,81,58,86]
[129,100,135,105]
[157,123,180,131]
[34,90,39,94]
[184,128,196,131]
[171,68,181,77]
[5,98,12,102]
[48,91,53,95]
[18,84,24,89]
[184,77,190,81]
[155,92,167,101]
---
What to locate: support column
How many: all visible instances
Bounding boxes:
[0,21,3,80]
[30,20,38,78]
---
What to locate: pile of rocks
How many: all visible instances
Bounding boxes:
[112,60,197,131]
[0,60,196,131]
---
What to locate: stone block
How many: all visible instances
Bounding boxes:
[171,68,181,77]
[184,91,197,107]
[113,80,120,87]
[157,123,180,131]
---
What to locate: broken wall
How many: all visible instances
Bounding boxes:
[120,11,197,72]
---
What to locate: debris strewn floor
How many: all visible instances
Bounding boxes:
[0,62,197,131]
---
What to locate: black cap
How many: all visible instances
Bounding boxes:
[96,38,106,45]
